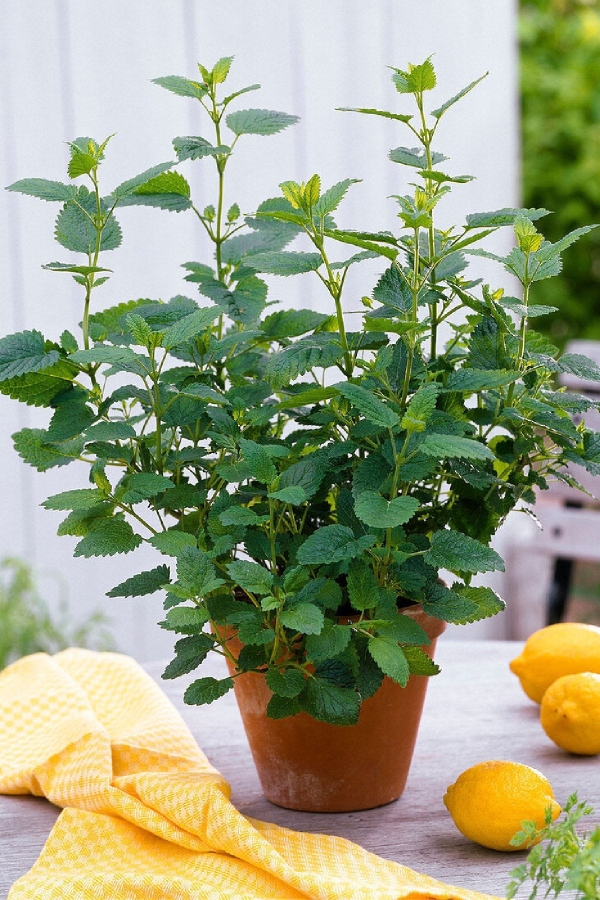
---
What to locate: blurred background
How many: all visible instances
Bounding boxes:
[0,0,598,664]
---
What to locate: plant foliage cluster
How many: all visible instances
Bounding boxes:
[3,57,600,724]
[520,0,600,343]
[508,794,600,900]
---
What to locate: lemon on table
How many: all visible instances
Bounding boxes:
[509,622,600,703]
[540,671,600,755]
[443,760,561,852]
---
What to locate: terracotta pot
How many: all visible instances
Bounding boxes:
[223,605,446,812]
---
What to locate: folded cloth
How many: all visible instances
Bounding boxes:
[0,649,500,900]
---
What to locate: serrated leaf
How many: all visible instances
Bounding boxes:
[265,668,306,698]
[420,433,495,461]
[162,633,214,679]
[225,108,299,136]
[336,382,399,428]
[84,421,136,441]
[296,525,375,565]
[219,507,268,526]
[265,334,343,389]
[277,454,327,501]
[172,135,229,162]
[368,636,410,686]
[388,147,447,168]
[312,179,360,217]
[425,530,505,574]
[431,73,488,119]
[465,207,551,228]
[268,486,307,505]
[403,646,441,676]
[445,368,521,392]
[161,605,210,634]
[43,262,112,277]
[238,438,277,484]
[12,429,84,471]
[121,171,192,212]
[106,564,171,598]
[73,517,143,557]
[305,623,352,664]
[347,559,380,610]
[42,488,104,511]
[55,197,122,254]
[280,602,324,635]
[338,107,413,125]
[300,677,360,725]
[148,530,197,556]
[119,473,173,504]
[226,559,274,595]
[6,178,78,202]
[323,228,398,261]
[392,58,436,93]
[152,75,208,100]
[162,305,220,349]
[0,331,60,381]
[354,491,419,529]
[372,264,412,311]
[249,251,322,276]
[70,346,151,376]
[184,676,233,705]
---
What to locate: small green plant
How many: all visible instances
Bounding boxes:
[2,57,600,725]
[0,557,114,669]
[507,794,600,900]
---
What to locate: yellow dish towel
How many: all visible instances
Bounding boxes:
[0,649,499,900]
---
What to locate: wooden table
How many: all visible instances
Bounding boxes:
[1,640,599,899]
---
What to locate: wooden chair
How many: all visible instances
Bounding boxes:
[504,340,600,639]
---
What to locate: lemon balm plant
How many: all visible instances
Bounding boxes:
[3,55,600,743]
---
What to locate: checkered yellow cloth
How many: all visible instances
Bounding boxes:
[0,649,499,900]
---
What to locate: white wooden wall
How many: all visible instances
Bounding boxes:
[0,0,519,659]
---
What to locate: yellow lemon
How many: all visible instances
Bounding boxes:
[443,760,561,852]
[509,622,600,704]
[540,671,600,755]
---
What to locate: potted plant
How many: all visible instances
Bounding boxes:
[3,56,600,812]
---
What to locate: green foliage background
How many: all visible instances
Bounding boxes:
[520,0,600,344]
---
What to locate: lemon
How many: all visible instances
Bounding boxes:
[509,622,600,704]
[540,671,600,755]
[443,760,561,852]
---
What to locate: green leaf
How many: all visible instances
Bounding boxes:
[265,334,343,389]
[402,646,441,676]
[445,368,521,392]
[261,308,329,339]
[420,434,495,461]
[69,346,151,376]
[55,196,122,253]
[0,331,60,382]
[121,171,192,212]
[162,633,214,679]
[465,207,551,228]
[280,603,324,635]
[368,637,410,686]
[431,73,488,119]
[152,75,208,100]
[73,517,143,557]
[106,565,171,598]
[119,473,173,504]
[323,228,398,261]
[354,491,419,529]
[211,56,234,84]
[84,421,136,441]
[249,251,322,276]
[338,107,413,125]
[268,486,306,505]
[6,178,78,202]
[402,384,439,429]
[265,668,306,698]
[43,262,112,277]
[172,135,229,162]
[336,382,399,428]
[424,530,505,574]
[148,530,197,556]
[239,438,277,484]
[296,525,375,565]
[300,677,360,725]
[372,264,412,311]
[305,623,352,664]
[312,179,360,217]
[162,305,221,349]
[266,694,302,719]
[183,676,233,705]
[111,162,176,199]
[175,547,225,598]
[226,559,274,595]
[46,393,94,443]
[42,488,103,511]
[225,108,299,136]
[277,454,327,501]
[453,584,506,621]
[161,605,210,634]
[12,429,84,471]
[392,58,436,93]
[347,559,380,610]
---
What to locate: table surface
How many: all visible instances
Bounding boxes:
[1,639,599,899]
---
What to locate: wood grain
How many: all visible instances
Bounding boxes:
[2,639,598,899]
